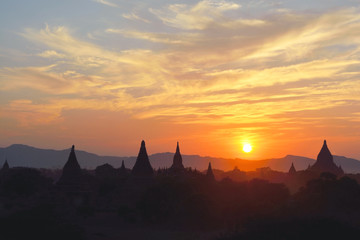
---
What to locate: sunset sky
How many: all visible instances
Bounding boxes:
[1,0,360,160]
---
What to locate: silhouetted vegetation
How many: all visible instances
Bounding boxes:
[1,141,360,239]
[0,205,85,240]
[2,166,360,239]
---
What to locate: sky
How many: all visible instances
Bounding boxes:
[1,0,360,160]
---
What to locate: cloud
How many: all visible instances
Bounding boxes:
[38,50,65,58]
[93,0,118,8]
[149,0,242,30]
[1,5,360,145]
[122,12,150,23]
[106,28,199,44]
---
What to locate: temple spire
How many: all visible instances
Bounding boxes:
[119,160,127,175]
[170,141,185,171]
[1,159,9,171]
[132,140,154,177]
[58,145,82,185]
[308,140,343,175]
[288,162,296,175]
[206,162,215,181]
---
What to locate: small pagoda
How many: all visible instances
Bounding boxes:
[288,162,296,175]
[206,162,215,181]
[0,159,9,176]
[1,160,9,171]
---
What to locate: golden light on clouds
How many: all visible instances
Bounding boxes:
[1,1,360,159]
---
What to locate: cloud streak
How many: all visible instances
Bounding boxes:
[93,0,118,8]
[1,1,360,158]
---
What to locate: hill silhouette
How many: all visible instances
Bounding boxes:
[1,144,360,173]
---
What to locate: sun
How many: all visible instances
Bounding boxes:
[243,143,252,153]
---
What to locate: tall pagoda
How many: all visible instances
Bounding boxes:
[308,140,343,175]
[170,142,185,171]
[57,145,82,185]
[131,140,154,177]
[206,162,215,181]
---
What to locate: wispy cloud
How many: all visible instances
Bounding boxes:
[93,0,118,8]
[122,12,150,23]
[106,28,198,44]
[1,3,360,158]
[37,50,65,58]
[149,0,241,30]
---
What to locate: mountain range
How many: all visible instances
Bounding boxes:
[1,144,360,173]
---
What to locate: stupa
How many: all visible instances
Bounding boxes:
[58,145,82,185]
[308,140,343,175]
[206,162,215,181]
[288,162,296,175]
[1,160,9,171]
[131,140,154,177]
[170,142,185,171]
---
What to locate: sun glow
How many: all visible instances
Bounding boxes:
[243,143,252,153]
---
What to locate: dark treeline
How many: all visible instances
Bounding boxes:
[1,140,360,239]
[1,168,360,239]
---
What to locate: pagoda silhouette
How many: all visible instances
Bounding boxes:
[131,140,154,177]
[206,162,215,181]
[119,160,128,176]
[57,145,82,185]
[1,159,9,171]
[0,159,9,176]
[170,142,185,172]
[95,163,118,179]
[288,162,296,175]
[308,140,344,175]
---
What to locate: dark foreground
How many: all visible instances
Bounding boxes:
[1,166,360,240]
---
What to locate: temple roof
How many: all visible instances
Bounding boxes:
[119,160,127,175]
[58,145,82,185]
[309,140,343,175]
[131,140,154,177]
[63,145,81,171]
[317,140,333,164]
[170,142,185,170]
[206,162,215,180]
[2,159,9,170]
[288,162,296,175]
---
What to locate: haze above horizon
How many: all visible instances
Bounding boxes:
[1,0,360,160]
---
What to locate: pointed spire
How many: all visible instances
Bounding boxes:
[176,141,180,153]
[119,160,127,175]
[288,162,296,175]
[206,162,215,181]
[2,159,9,171]
[58,145,82,185]
[170,141,185,171]
[308,140,344,175]
[132,140,154,177]
[317,139,333,163]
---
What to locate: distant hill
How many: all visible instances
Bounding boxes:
[0,144,360,173]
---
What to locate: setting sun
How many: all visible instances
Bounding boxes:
[243,144,252,153]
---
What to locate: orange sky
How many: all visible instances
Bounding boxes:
[1,1,360,160]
